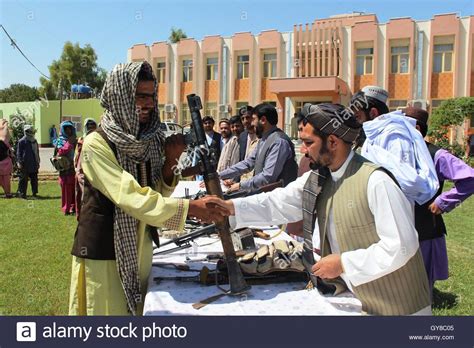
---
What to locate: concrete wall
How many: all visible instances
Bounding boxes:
[0,99,104,145]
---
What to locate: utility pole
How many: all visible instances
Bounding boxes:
[58,78,63,126]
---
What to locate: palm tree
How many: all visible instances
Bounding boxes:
[169,27,187,43]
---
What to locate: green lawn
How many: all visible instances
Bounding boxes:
[0,181,472,315]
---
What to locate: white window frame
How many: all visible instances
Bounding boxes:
[182,59,193,82]
[237,55,250,79]
[156,62,166,83]
[433,44,454,73]
[390,46,410,74]
[263,52,277,78]
[356,48,374,75]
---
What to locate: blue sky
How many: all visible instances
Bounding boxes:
[1,0,473,89]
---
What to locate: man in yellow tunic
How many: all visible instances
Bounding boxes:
[69,61,226,316]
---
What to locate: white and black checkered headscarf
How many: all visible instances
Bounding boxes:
[100,61,165,315]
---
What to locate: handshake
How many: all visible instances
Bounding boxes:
[187,196,235,224]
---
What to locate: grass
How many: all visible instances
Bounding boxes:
[0,181,472,315]
[0,181,75,315]
[432,184,474,316]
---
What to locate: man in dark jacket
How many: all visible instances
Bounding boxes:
[220,103,298,192]
[16,125,40,198]
[202,116,221,162]
[238,105,255,161]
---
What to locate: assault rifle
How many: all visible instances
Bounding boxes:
[154,223,216,255]
[186,93,250,295]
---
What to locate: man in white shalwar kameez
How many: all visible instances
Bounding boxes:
[209,103,431,315]
[350,86,438,205]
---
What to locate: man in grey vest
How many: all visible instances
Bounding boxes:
[219,103,298,192]
[208,103,431,315]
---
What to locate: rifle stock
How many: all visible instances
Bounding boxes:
[187,94,250,295]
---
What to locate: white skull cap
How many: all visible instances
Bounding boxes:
[361,85,389,104]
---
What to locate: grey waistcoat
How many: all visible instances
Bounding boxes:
[253,128,298,187]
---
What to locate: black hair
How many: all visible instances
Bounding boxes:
[239,105,253,116]
[402,107,429,137]
[350,91,389,118]
[365,96,389,117]
[296,111,305,124]
[229,115,243,125]
[252,103,278,125]
[202,116,215,124]
[137,65,155,81]
[417,121,428,137]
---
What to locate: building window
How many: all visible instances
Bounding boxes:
[431,99,448,110]
[263,101,277,107]
[391,46,409,74]
[158,104,166,120]
[236,101,249,110]
[356,48,373,75]
[182,59,193,82]
[206,57,218,81]
[181,104,191,125]
[388,99,407,111]
[433,44,453,73]
[205,102,218,117]
[156,62,166,83]
[237,55,249,79]
[295,101,329,114]
[263,53,277,78]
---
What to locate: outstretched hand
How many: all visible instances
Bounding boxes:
[188,195,232,223]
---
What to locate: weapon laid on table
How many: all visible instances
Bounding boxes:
[153,263,309,286]
[186,93,250,296]
[153,223,217,255]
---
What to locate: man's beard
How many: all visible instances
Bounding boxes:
[307,141,330,170]
[354,128,366,149]
[255,122,264,138]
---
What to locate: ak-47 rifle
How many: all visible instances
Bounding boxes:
[186,93,250,295]
[153,223,216,255]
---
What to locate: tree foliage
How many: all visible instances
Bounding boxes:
[39,41,107,100]
[0,84,40,103]
[169,27,187,43]
[8,109,35,175]
[428,97,474,158]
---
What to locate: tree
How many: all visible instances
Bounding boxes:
[169,27,187,43]
[0,84,40,103]
[428,97,474,158]
[39,41,107,100]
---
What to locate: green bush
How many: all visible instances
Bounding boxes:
[428,97,474,158]
[8,109,35,176]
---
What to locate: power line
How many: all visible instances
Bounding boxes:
[0,24,50,80]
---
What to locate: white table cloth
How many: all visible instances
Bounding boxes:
[144,227,363,316]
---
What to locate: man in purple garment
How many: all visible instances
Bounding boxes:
[403,107,474,293]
